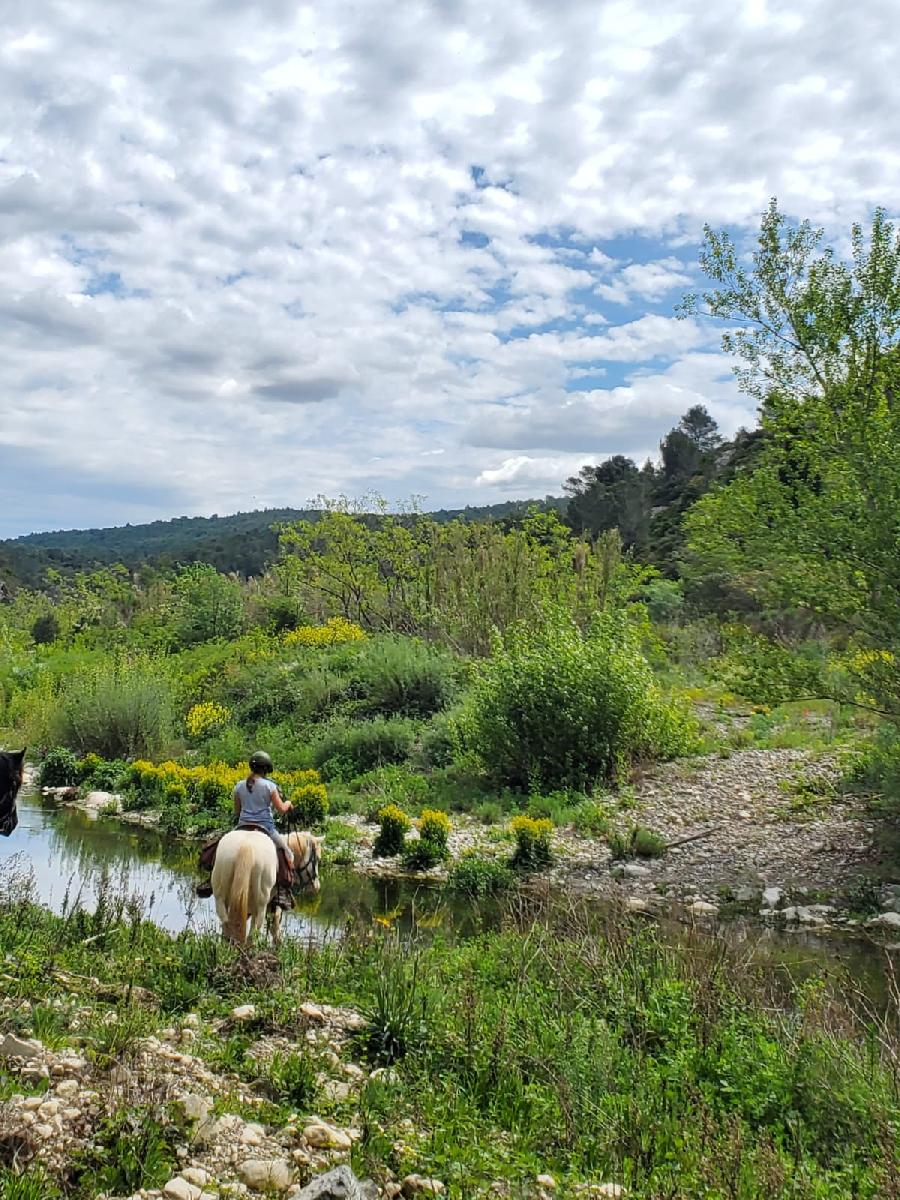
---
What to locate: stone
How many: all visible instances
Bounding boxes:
[0,1034,43,1060]
[322,1079,352,1103]
[33,1123,55,1139]
[181,1168,209,1187]
[238,1158,294,1192]
[231,1004,257,1022]
[240,1121,266,1145]
[688,900,718,916]
[536,1175,556,1189]
[37,1099,59,1118]
[595,1187,625,1199]
[55,1079,79,1099]
[180,1094,211,1124]
[301,1003,327,1023]
[401,1176,445,1197]
[288,1165,364,1200]
[303,1121,353,1151]
[623,864,651,879]
[164,1179,202,1200]
[868,911,900,929]
[733,886,758,903]
[762,887,783,909]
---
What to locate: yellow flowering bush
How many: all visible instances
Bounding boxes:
[418,809,451,851]
[509,815,553,870]
[403,807,452,869]
[124,759,327,823]
[373,803,410,857]
[284,617,366,647]
[185,701,232,739]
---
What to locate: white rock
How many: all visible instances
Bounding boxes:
[869,912,900,929]
[762,887,783,909]
[37,1099,59,1118]
[231,1004,257,1022]
[182,1014,201,1028]
[181,1168,209,1187]
[33,1123,55,1139]
[0,1034,43,1060]
[623,864,651,879]
[55,1079,79,1099]
[22,1096,43,1111]
[301,1003,326,1023]
[595,1186,625,1198]
[688,900,719,916]
[402,1177,445,1197]
[180,1094,212,1124]
[536,1175,556,1189]
[303,1121,353,1150]
[238,1158,294,1191]
[241,1121,266,1145]
[164,1179,202,1200]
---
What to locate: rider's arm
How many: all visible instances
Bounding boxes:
[232,790,242,820]
[271,786,292,814]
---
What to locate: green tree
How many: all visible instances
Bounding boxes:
[564,455,650,549]
[173,563,245,646]
[681,201,900,714]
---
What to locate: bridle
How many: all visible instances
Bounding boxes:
[289,829,321,889]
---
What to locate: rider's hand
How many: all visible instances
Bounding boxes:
[285,801,293,811]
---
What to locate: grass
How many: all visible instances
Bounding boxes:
[0,884,898,1198]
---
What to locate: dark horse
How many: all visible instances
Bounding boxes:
[0,749,25,837]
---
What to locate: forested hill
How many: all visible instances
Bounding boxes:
[0,497,567,588]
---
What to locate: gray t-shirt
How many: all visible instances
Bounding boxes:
[234,776,277,828]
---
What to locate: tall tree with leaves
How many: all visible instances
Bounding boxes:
[680,201,900,714]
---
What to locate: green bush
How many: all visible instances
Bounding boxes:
[609,825,668,860]
[573,799,613,838]
[313,717,420,779]
[354,765,429,821]
[844,724,900,813]
[51,657,174,759]
[415,710,460,769]
[509,815,553,870]
[447,851,515,898]
[349,636,459,718]
[285,780,329,827]
[403,808,451,869]
[458,611,697,791]
[69,1105,178,1195]
[373,803,411,857]
[38,746,79,788]
[77,753,128,791]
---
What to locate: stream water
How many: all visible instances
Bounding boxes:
[1,787,894,1011]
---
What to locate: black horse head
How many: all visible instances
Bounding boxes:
[0,749,25,837]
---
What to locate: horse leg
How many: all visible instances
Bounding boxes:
[267,904,282,946]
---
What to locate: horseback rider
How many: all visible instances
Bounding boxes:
[195,750,296,905]
[234,750,295,871]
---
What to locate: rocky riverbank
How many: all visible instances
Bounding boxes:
[37,745,898,935]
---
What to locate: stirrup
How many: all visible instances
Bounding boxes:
[196,881,213,898]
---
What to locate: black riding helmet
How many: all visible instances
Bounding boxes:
[248,750,274,774]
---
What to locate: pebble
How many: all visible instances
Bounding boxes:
[536,1175,557,1189]
[180,1094,212,1124]
[869,912,900,929]
[163,1179,202,1200]
[762,887,783,909]
[402,1177,445,1197]
[231,1004,257,1022]
[303,1121,353,1151]
[0,1034,43,1059]
[688,900,719,916]
[241,1122,267,1146]
[238,1158,294,1191]
[55,1079,79,1099]
[181,1168,209,1187]
[301,1003,326,1023]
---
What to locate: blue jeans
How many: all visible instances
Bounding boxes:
[238,818,294,864]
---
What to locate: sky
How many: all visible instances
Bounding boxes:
[1,0,898,537]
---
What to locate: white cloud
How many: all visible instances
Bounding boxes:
[1,0,898,534]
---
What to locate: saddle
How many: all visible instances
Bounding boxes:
[198,826,295,889]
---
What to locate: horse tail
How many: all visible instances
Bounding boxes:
[228,840,255,942]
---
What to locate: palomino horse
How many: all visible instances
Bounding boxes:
[211,829,322,944]
[0,748,26,837]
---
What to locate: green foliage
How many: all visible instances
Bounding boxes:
[373,803,411,858]
[257,1050,317,1109]
[69,1105,178,1195]
[37,657,174,759]
[402,808,451,869]
[509,814,553,869]
[354,765,430,820]
[285,780,329,827]
[459,611,698,791]
[446,851,515,898]
[572,799,614,838]
[844,725,900,814]
[356,948,430,1065]
[349,636,459,718]
[172,562,245,647]
[37,746,79,787]
[609,824,668,860]
[0,1168,61,1200]
[313,716,420,779]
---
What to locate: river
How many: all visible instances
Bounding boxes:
[1,786,894,1012]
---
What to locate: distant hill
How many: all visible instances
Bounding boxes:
[0,498,567,590]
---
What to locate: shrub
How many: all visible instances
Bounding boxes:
[38,746,79,788]
[69,1105,178,1195]
[415,710,459,769]
[50,657,175,759]
[447,851,515,898]
[354,765,429,820]
[509,815,553,870]
[285,780,329,827]
[373,803,411,857]
[31,613,60,645]
[258,1050,317,1108]
[312,717,419,779]
[403,808,451,869]
[349,636,459,718]
[458,611,697,791]
[284,617,366,647]
[609,825,668,860]
[573,799,613,838]
[77,754,128,791]
[185,701,232,740]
